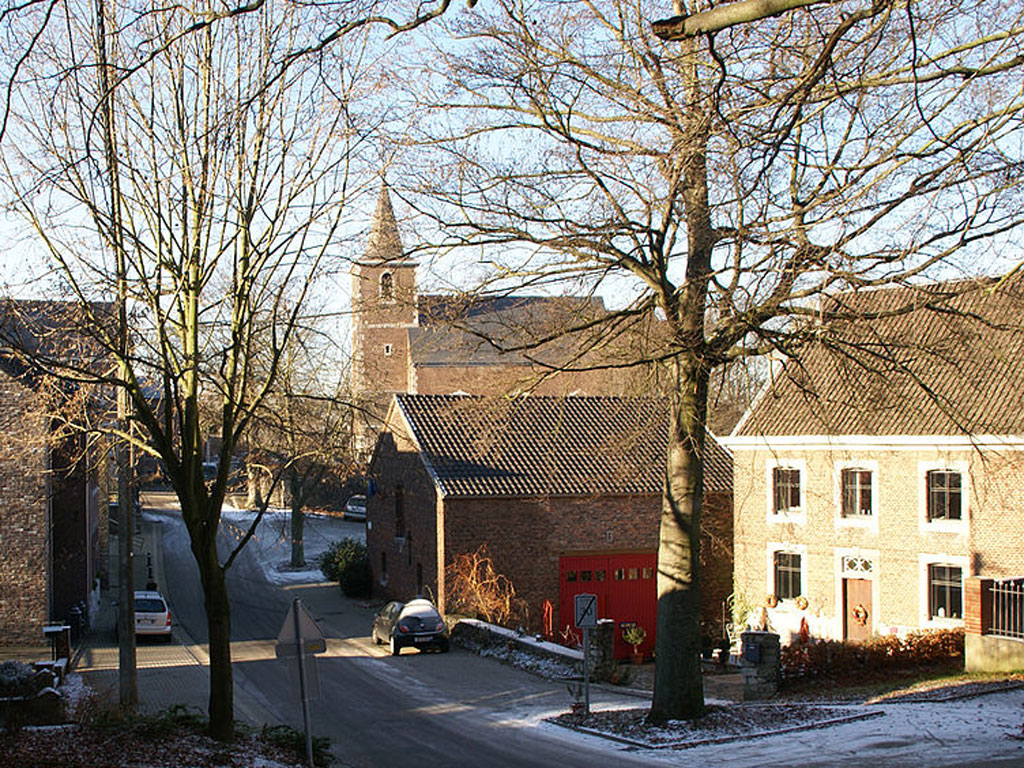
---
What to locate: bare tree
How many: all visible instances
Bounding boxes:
[399,0,1024,721]
[0,1,376,738]
[246,343,357,568]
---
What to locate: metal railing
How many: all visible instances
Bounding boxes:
[989,577,1024,640]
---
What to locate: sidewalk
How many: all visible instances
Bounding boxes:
[74,501,276,725]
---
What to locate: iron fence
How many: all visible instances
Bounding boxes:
[989,577,1024,640]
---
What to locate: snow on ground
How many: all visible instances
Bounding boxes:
[219,505,364,586]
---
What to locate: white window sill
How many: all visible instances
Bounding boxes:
[922,519,968,535]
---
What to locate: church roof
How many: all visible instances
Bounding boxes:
[733,275,1024,438]
[364,184,404,263]
[410,295,610,367]
[392,394,733,498]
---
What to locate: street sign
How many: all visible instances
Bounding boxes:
[275,600,326,656]
[276,598,324,768]
[574,593,598,628]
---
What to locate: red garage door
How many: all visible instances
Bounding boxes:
[559,552,657,659]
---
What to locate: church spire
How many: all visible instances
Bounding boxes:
[366,183,404,263]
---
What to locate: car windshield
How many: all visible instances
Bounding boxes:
[135,598,166,613]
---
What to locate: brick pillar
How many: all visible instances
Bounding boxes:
[964,577,993,635]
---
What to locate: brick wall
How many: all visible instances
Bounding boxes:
[368,409,734,636]
[0,377,50,646]
[731,443,1024,642]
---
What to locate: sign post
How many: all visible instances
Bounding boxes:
[276,599,326,768]
[573,593,598,715]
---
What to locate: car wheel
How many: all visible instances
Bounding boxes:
[390,636,400,656]
[439,640,450,654]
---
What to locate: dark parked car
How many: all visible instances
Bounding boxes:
[372,598,450,655]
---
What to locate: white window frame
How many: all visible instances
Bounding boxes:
[918,461,969,535]
[766,542,807,604]
[765,459,807,525]
[833,459,879,531]
[918,553,968,628]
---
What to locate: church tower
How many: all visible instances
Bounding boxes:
[351,184,418,444]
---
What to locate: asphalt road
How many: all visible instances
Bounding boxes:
[154,503,652,768]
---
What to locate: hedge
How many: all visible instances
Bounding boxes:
[780,628,964,684]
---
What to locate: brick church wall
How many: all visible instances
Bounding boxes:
[0,377,51,647]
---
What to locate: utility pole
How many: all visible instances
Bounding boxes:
[95,0,136,710]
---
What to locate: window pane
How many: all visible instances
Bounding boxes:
[927,470,962,521]
[581,570,592,582]
[842,469,872,516]
[773,552,801,600]
[773,467,800,513]
[928,564,962,619]
[566,571,577,583]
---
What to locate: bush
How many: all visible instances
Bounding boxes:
[318,538,371,598]
[445,544,528,626]
[780,628,964,684]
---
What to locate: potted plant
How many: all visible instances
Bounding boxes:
[622,623,647,663]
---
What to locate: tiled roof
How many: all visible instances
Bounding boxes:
[734,276,1024,437]
[394,394,732,498]
[411,295,608,367]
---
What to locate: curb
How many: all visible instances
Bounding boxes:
[550,708,885,750]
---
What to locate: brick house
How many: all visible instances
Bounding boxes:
[722,278,1024,666]
[350,185,659,455]
[367,393,733,659]
[0,302,107,648]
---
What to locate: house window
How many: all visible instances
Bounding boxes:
[773,467,801,513]
[773,551,802,600]
[380,271,394,300]
[383,343,393,356]
[926,470,962,521]
[566,570,578,582]
[394,484,405,538]
[928,564,963,619]
[841,468,873,517]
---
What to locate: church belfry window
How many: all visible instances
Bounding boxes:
[380,271,394,300]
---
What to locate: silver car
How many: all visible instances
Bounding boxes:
[344,494,367,521]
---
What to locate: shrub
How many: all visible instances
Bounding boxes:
[445,544,528,627]
[318,538,371,598]
[780,628,964,684]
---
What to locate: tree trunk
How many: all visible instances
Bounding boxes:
[199,547,233,740]
[247,463,263,509]
[186,496,234,741]
[290,470,305,567]
[649,356,708,722]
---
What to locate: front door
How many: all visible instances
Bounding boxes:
[843,578,873,642]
